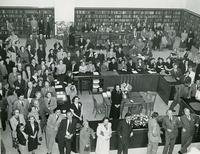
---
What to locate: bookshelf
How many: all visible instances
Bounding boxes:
[0,7,54,38]
[180,10,200,48]
[74,8,182,33]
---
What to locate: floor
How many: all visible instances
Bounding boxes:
[1,38,199,153]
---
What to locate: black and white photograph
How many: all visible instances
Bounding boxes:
[0,0,200,154]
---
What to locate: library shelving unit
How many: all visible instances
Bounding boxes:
[180,10,200,48]
[0,7,54,39]
[74,8,182,33]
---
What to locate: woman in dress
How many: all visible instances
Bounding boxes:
[146,58,156,72]
[65,82,77,103]
[164,57,173,74]
[156,57,165,74]
[70,96,83,123]
[25,115,39,154]
[109,84,123,120]
[95,117,112,154]
[136,58,145,73]
[22,65,32,82]
[16,123,28,154]
[79,61,88,74]
[80,120,95,154]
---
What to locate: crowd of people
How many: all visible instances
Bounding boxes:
[5,15,53,39]
[0,15,200,154]
[72,20,195,51]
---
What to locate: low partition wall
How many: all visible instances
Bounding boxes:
[71,119,200,153]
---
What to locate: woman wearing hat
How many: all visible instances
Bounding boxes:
[79,120,95,154]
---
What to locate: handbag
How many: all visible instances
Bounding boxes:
[12,137,19,149]
[84,145,90,152]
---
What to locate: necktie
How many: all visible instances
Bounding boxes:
[48,99,51,106]
[187,115,191,120]
[28,89,31,98]
[21,101,24,107]
[56,115,59,121]
[67,119,71,131]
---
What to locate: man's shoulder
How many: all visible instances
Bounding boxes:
[119,119,126,125]
[162,116,168,120]
[60,118,67,124]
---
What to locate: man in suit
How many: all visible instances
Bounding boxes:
[13,93,29,119]
[41,81,56,97]
[14,73,26,97]
[56,111,77,154]
[0,58,8,81]
[31,91,50,133]
[24,81,36,99]
[170,63,182,83]
[63,52,72,72]
[71,60,79,73]
[126,58,136,73]
[0,82,8,131]
[46,108,65,154]
[8,66,18,88]
[147,112,161,154]
[178,108,199,154]
[78,36,86,51]
[188,80,200,99]
[117,112,133,154]
[10,109,26,139]
[162,109,181,154]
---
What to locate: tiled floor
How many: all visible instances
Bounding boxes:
[1,125,200,154]
[2,91,199,154]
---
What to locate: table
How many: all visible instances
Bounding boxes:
[74,72,176,105]
[102,72,159,91]
[74,73,102,94]
[102,92,147,117]
[157,75,179,104]
[75,32,134,47]
[180,98,200,115]
[54,81,67,102]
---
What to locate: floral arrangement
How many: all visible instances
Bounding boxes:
[131,114,149,128]
[120,82,132,99]
[55,21,72,38]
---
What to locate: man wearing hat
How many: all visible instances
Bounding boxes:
[117,112,133,154]
[78,36,86,51]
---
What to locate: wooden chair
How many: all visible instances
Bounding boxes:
[92,95,105,118]
[106,86,114,92]
[146,91,157,116]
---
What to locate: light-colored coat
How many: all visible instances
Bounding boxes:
[80,127,95,154]
[10,114,25,138]
[44,97,57,113]
[13,99,30,118]
[148,118,161,143]
[95,122,112,154]
[46,113,65,153]
[41,87,56,97]
[7,95,18,119]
